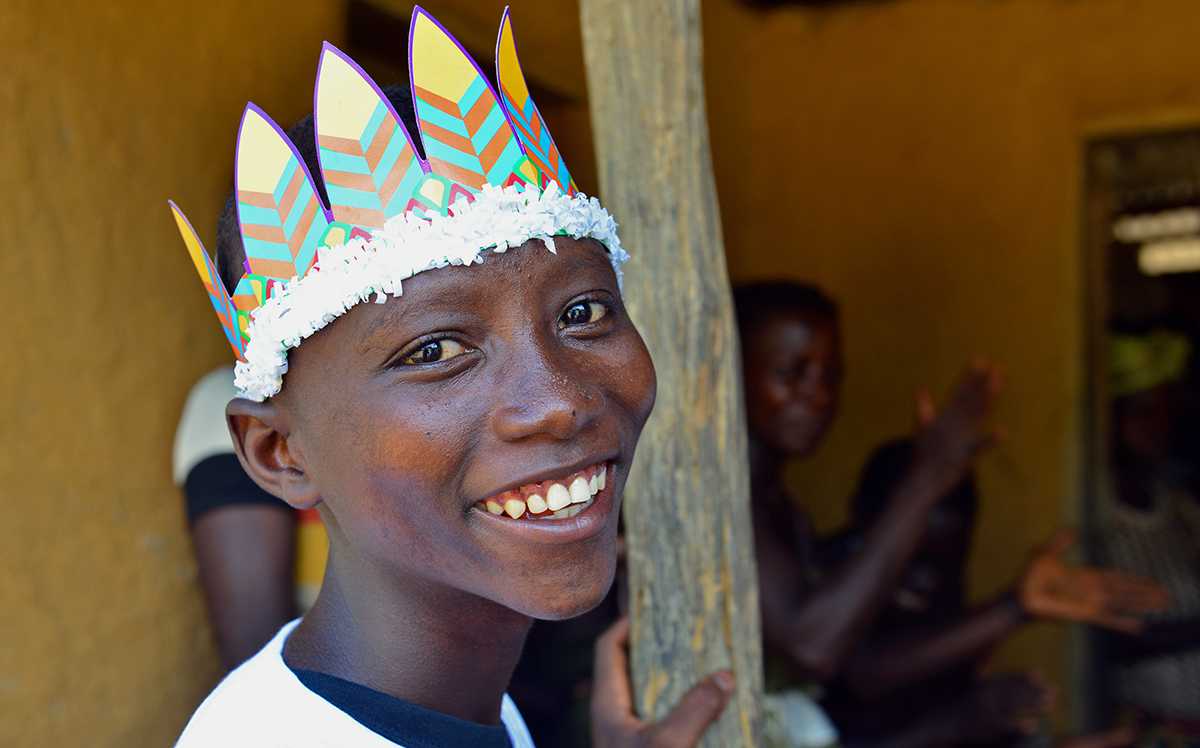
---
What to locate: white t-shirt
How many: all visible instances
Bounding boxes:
[177,620,536,747]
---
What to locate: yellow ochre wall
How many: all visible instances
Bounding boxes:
[5,0,1200,743]
[0,1,346,744]
[703,0,1200,722]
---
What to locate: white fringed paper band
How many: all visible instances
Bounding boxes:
[233,183,628,401]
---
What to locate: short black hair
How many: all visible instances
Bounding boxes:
[215,84,421,294]
[731,280,839,339]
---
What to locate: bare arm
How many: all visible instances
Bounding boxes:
[842,673,1053,748]
[191,504,296,670]
[757,462,965,682]
[759,363,1002,682]
[841,594,1023,700]
[840,531,1168,699]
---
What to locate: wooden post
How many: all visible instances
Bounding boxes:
[580,2,763,745]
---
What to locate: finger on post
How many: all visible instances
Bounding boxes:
[648,671,734,747]
[592,617,634,717]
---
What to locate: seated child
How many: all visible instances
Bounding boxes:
[733,282,1166,747]
[170,8,732,746]
[821,440,1168,746]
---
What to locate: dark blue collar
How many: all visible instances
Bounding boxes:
[290,668,513,748]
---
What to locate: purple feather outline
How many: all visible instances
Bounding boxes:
[312,40,431,196]
[166,199,244,355]
[407,4,526,166]
[494,6,572,193]
[233,101,334,266]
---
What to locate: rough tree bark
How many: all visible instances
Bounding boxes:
[580,2,763,745]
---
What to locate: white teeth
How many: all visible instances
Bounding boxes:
[547,483,571,511]
[482,466,607,519]
[504,498,526,519]
[549,501,589,519]
[570,476,591,504]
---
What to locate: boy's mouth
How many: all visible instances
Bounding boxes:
[474,463,608,520]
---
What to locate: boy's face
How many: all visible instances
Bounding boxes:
[742,311,842,458]
[271,237,655,620]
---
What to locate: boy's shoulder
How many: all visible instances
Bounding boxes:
[175,621,396,748]
[175,620,536,748]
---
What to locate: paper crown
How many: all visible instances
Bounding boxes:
[170,6,626,401]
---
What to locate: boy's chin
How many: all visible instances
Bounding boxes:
[505,553,617,622]
[532,585,613,622]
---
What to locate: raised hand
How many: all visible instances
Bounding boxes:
[1017,530,1170,632]
[591,618,734,748]
[912,359,1004,492]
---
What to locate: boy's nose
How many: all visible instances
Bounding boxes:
[795,378,832,408]
[807,385,834,409]
[795,367,838,409]
[490,356,603,442]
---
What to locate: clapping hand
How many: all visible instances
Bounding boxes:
[912,359,1004,493]
[1017,530,1170,632]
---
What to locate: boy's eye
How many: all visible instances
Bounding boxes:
[401,338,469,366]
[560,300,608,328]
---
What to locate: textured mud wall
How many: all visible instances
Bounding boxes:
[0,1,345,744]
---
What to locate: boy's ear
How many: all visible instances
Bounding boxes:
[226,398,321,510]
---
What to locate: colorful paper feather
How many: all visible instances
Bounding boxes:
[496,9,576,195]
[235,104,332,282]
[168,201,244,356]
[409,6,526,191]
[314,43,429,229]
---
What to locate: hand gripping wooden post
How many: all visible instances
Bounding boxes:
[580,1,763,744]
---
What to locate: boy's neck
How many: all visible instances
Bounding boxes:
[748,437,788,500]
[283,552,533,726]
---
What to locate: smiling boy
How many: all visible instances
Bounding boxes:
[171,8,732,747]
